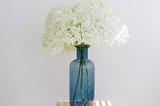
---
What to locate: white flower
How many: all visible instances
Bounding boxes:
[43,0,129,55]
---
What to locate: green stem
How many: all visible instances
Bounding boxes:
[72,59,82,103]
[80,62,85,106]
[83,60,90,101]
[72,47,89,106]
[80,48,86,106]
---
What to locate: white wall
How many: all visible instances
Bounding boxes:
[0,0,160,106]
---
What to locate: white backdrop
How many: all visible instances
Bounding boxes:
[0,0,160,106]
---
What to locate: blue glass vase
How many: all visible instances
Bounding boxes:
[69,45,95,106]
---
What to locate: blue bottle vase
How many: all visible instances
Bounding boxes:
[69,45,95,106]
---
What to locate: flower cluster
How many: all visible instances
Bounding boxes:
[43,0,129,55]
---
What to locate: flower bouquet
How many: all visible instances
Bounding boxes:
[42,0,129,105]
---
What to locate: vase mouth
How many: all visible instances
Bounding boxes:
[75,44,90,48]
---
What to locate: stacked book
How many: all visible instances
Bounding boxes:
[56,100,112,106]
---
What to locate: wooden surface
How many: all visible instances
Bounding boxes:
[56,100,112,106]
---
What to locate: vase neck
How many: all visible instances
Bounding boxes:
[76,46,88,60]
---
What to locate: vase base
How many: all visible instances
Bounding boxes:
[56,100,112,106]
